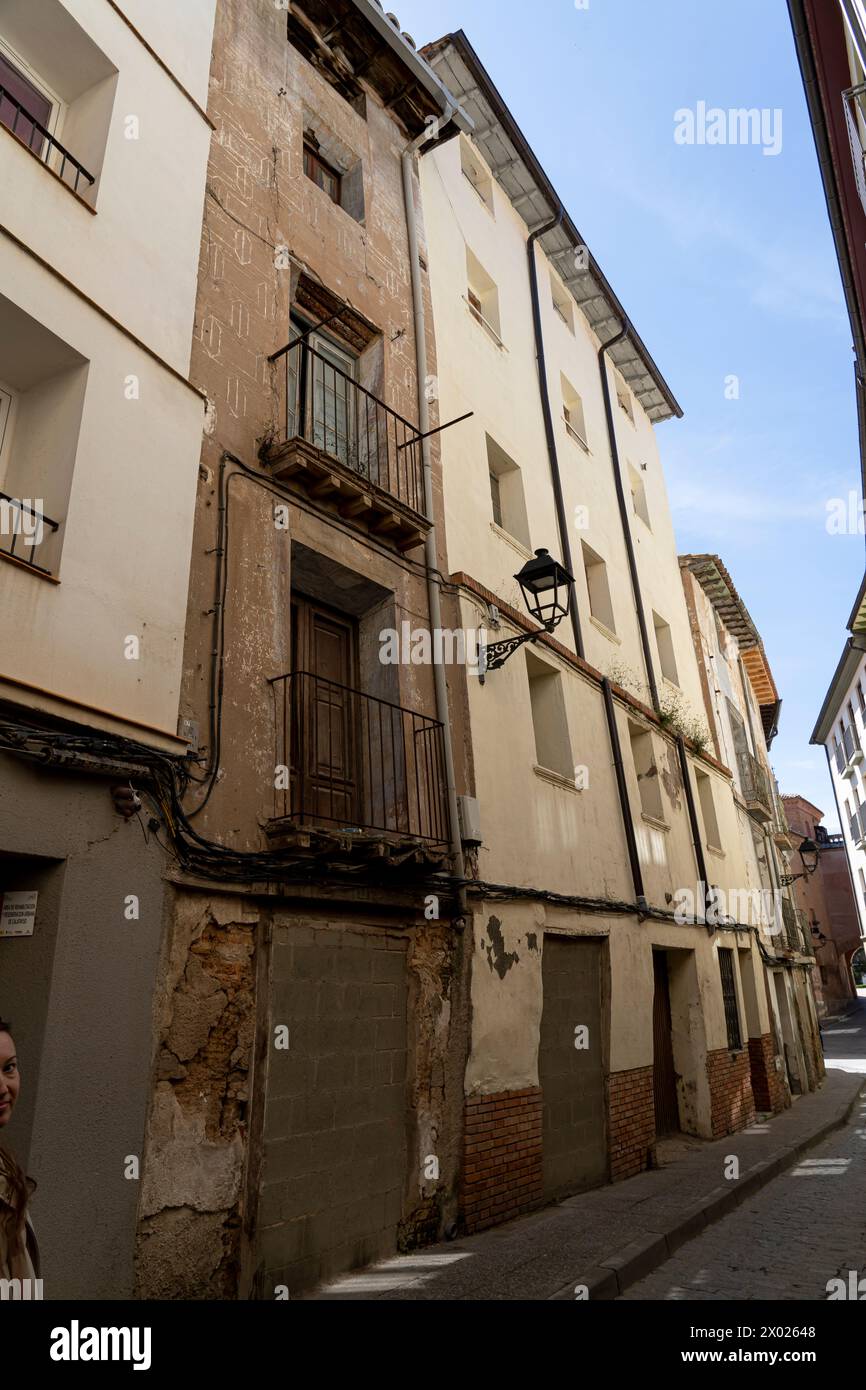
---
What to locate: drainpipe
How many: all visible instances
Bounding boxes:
[602,677,646,910]
[401,110,466,904]
[527,213,585,660]
[676,735,709,928]
[597,321,660,713]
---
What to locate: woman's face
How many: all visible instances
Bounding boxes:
[0,1033,19,1128]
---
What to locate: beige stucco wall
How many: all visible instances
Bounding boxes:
[0,0,216,741]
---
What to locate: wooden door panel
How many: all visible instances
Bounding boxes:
[291,595,359,826]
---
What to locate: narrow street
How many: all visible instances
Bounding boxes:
[621,998,866,1301]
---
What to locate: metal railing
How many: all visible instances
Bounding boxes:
[269,671,449,844]
[780,896,800,952]
[737,748,773,817]
[0,492,59,574]
[843,722,863,764]
[0,83,96,194]
[795,908,813,957]
[268,338,425,515]
[844,83,866,219]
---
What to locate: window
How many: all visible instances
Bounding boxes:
[0,50,51,154]
[459,135,493,212]
[696,769,722,850]
[0,292,88,576]
[550,274,574,332]
[718,948,742,1051]
[489,468,502,528]
[0,382,13,471]
[526,649,573,778]
[858,680,866,718]
[304,140,341,202]
[302,113,365,222]
[0,8,118,204]
[630,722,664,821]
[629,464,651,528]
[582,541,616,634]
[653,612,679,686]
[616,375,634,423]
[561,375,588,450]
[465,247,502,344]
[486,435,530,548]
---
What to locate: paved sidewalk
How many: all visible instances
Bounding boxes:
[310,1043,865,1300]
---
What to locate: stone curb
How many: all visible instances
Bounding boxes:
[548,1076,865,1301]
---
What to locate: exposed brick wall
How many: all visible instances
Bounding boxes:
[707,1047,756,1138]
[462,1088,543,1233]
[608,1066,655,1181]
[748,1033,788,1115]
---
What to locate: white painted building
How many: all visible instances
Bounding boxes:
[811,577,866,950]
[0,0,217,1298]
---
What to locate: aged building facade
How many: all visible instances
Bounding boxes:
[680,555,825,1102]
[414,29,796,1232]
[0,0,217,1297]
[132,0,478,1299]
[782,794,860,1015]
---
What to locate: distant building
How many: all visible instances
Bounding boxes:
[781,795,860,1015]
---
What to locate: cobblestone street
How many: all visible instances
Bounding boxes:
[621,1000,866,1301]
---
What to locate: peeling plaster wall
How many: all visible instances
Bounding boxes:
[465,904,545,1095]
[135,891,257,1299]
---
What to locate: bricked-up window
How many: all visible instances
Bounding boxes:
[304,142,341,203]
[486,435,530,548]
[718,948,742,1051]
[526,649,573,779]
[629,722,664,822]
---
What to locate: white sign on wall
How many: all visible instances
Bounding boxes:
[0,891,38,938]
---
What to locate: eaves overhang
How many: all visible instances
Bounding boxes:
[288,0,473,139]
[847,568,866,630]
[421,29,682,425]
[811,632,866,743]
[680,553,781,742]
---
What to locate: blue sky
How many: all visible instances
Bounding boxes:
[393,0,866,828]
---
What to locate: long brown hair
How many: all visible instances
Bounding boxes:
[0,1016,35,1244]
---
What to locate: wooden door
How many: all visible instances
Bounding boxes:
[652,951,679,1136]
[291,595,359,827]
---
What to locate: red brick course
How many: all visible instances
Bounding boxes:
[608,1066,655,1181]
[706,1046,756,1138]
[462,1088,543,1233]
[747,1033,788,1115]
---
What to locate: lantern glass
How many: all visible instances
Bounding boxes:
[798,838,819,876]
[514,549,574,630]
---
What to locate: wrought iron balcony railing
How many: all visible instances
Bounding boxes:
[0,82,96,194]
[780,895,800,952]
[844,82,866,219]
[0,492,59,574]
[268,337,425,517]
[737,748,773,822]
[794,907,813,957]
[843,722,864,768]
[269,671,449,844]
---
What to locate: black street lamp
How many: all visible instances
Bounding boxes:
[480,549,574,680]
[779,836,821,886]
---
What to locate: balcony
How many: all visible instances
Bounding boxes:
[737,749,773,823]
[0,80,96,197]
[262,338,430,552]
[0,492,60,576]
[843,722,864,773]
[850,804,866,850]
[844,83,866,219]
[780,896,800,953]
[267,671,449,867]
[795,908,814,958]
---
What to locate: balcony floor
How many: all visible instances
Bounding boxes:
[262,435,430,553]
